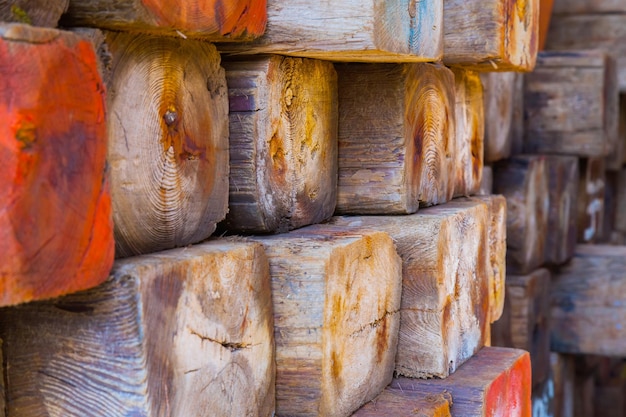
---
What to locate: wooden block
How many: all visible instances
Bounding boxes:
[251,225,403,417]
[0,240,275,416]
[218,0,442,62]
[387,347,532,417]
[331,200,491,379]
[577,157,605,244]
[477,165,493,196]
[550,353,575,417]
[0,24,114,306]
[491,268,551,387]
[574,372,595,417]
[102,31,229,257]
[616,169,626,233]
[606,94,626,171]
[493,155,549,275]
[544,156,579,265]
[62,0,266,41]
[551,244,626,356]
[523,50,618,157]
[553,0,626,15]
[0,0,68,26]
[352,389,452,417]
[336,63,456,214]
[481,72,520,163]
[220,56,337,234]
[443,0,539,71]
[451,68,484,197]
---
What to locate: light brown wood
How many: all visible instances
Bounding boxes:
[443,0,539,71]
[523,51,618,157]
[577,157,605,244]
[102,31,229,257]
[491,268,551,387]
[336,63,456,214]
[221,55,337,234]
[451,68,484,197]
[477,165,493,196]
[544,156,579,265]
[551,244,626,356]
[553,0,626,14]
[352,389,452,417]
[0,0,68,26]
[387,347,532,417]
[331,200,491,379]
[251,225,402,417]
[0,240,275,416]
[493,155,549,274]
[218,0,442,62]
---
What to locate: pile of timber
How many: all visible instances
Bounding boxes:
[1,0,595,416]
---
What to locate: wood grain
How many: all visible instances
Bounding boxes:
[0,0,68,26]
[103,31,229,257]
[353,389,452,417]
[221,55,337,233]
[553,0,626,14]
[336,63,456,214]
[0,23,114,306]
[0,240,275,416]
[251,225,402,417]
[577,157,605,244]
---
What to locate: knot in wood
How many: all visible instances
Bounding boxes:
[164,109,178,126]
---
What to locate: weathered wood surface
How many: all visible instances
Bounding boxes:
[606,94,626,171]
[103,32,229,257]
[251,225,402,417]
[352,389,452,417]
[546,14,626,90]
[577,157,605,244]
[477,165,493,196]
[524,51,618,157]
[62,0,266,40]
[493,155,549,275]
[532,373,555,417]
[0,0,68,26]
[544,156,579,265]
[553,0,626,14]
[551,244,626,356]
[218,0,442,62]
[221,56,337,234]
[331,200,490,379]
[452,68,484,197]
[602,171,618,243]
[550,353,575,417]
[0,23,114,306]
[388,347,532,417]
[0,240,275,416]
[443,0,539,71]
[615,168,626,233]
[574,370,595,417]
[336,63,456,214]
[491,268,551,387]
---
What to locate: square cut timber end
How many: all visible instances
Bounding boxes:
[0,239,275,417]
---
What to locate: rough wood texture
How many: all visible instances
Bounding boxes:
[103,32,229,257]
[62,0,266,40]
[553,0,626,15]
[0,240,275,416]
[551,244,626,356]
[388,347,532,417]
[0,23,114,306]
[544,156,579,265]
[218,0,442,62]
[0,0,68,26]
[477,165,493,196]
[493,155,549,275]
[251,225,402,417]
[452,68,484,197]
[336,63,456,214]
[491,268,551,387]
[523,51,618,157]
[443,0,539,71]
[331,200,490,379]
[353,389,452,417]
[615,168,626,233]
[221,55,337,234]
[578,157,605,244]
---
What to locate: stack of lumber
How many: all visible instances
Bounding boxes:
[0,0,559,416]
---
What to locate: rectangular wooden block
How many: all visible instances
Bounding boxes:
[352,389,452,416]
[336,63,456,214]
[443,0,539,71]
[331,200,491,379]
[0,240,275,416]
[251,225,403,417]
[218,0,442,62]
[578,157,606,244]
[491,268,551,387]
[221,55,338,233]
[551,244,626,356]
[0,23,114,306]
[386,347,532,417]
[0,0,68,27]
[524,50,618,157]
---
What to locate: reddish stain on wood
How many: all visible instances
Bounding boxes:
[0,31,114,306]
[485,350,532,417]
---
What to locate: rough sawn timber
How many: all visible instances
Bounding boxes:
[352,389,452,417]
[0,0,68,26]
